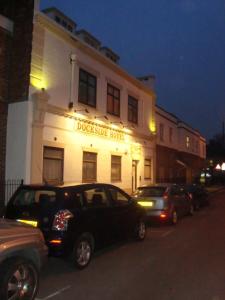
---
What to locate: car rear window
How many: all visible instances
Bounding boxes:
[133,187,166,197]
[11,188,56,206]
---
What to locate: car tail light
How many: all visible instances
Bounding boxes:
[49,239,62,244]
[163,192,168,200]
[52,210,74,231]
[160,213,167,219]
[188,192,193,200]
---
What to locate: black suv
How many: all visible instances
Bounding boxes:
[6,183,146,269]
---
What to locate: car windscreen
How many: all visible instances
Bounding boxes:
[9,188,56,207]
[133,187,166,197]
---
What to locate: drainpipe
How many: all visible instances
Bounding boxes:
[68,53,76,109]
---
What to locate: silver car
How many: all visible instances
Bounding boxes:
[132,184,194,225]
[0,218,48,300]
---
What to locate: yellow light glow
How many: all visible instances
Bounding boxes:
[111,124,119,129]
[94,119,105,125]
[17,219,38,227]
[149,120,156,134]
[138,201,153,207]
[74,112,88,120]
[123,127,132,134]
[30,74,48,90]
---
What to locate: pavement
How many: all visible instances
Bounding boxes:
[206,184,225,194]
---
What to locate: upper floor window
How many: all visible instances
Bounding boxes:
[128,95,138,124]
[107,84,120,117]
[169,127,173,143]
[159,123,164,141]
[186,136,190,148]
[78,69,96,107]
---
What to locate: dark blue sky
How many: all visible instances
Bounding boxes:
[41,0,225,140]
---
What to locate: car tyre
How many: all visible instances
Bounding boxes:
[72,233,94,269]
[0,257,39,300]
[170,210,178,225]
[134,219,146,241]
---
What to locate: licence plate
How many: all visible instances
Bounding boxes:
[138,201,154,207]
[17,219,38,227]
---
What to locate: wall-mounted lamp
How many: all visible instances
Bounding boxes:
[68,102,74,110]
[110,121,124,126]
[124,124,136,130]
[74,108,89,114]
[94,115,109,120]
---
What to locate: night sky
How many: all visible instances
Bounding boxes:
[40,0,225,140]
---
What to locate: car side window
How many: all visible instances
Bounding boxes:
[63,190,84,209]
[83,187,109,207]
[108,188,130,206]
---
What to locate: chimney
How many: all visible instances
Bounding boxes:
[138,75,156,91]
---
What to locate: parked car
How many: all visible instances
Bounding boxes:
[0,218,48,300]
[5,183,147,269]
[132,184,194,225]
[181,184,209,210]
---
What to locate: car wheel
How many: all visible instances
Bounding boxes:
[135,219,146,241]
[170,210,178,225]
[72,234,94,269]
[0,257,39,300]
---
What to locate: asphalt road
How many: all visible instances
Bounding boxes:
[36,189,225,300]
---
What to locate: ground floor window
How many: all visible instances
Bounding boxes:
[144,159,151,179]
[83,152,97,182]
[43,146,64,184]
[111,155,121,182]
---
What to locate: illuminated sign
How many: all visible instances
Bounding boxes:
[76,120,125,141]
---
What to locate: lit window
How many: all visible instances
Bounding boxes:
[111,155,121,182]
[43,146,64,184]
[82,152,97,182]
[186,136,190,148]
[144,159,151,179]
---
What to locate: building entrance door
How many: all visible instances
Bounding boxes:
[132,160,138,192]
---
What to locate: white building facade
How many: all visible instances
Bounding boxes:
[6,6,156,194]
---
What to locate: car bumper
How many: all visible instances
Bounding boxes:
[43,231,70,256]
[144,209,171,223]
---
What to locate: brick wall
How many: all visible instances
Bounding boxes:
[0,28,12,102]
[156,145,205,183]
[9,0,34,102]
[0,0,34,184]
[0,102,7,180]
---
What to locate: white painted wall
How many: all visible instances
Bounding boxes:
[40,26,154,137]
[156,106,206,158]
[155,107,179,150]
[26,15,156,190]
[6,101,33,182]
[42,112,154,191]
